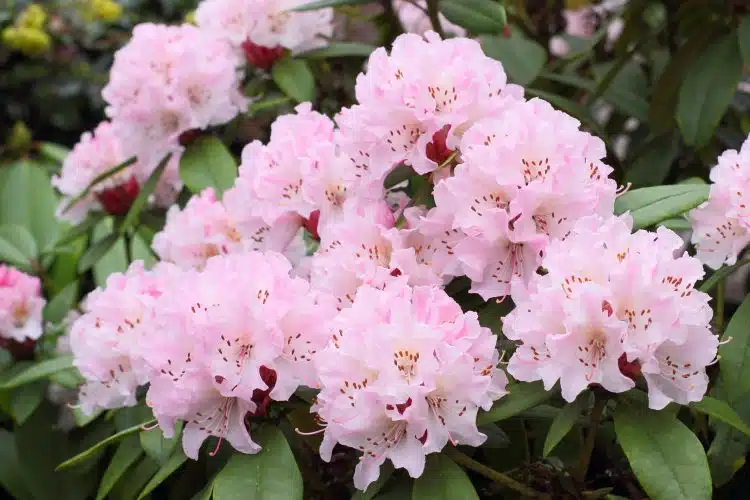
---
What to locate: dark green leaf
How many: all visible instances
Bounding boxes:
[248,94,294,116]
[720,294,750,402]
[677,34,743,148]
[614,184,709,230]
[412,454,479,500]
[272,58,316,103]
[658,217,691,232]
[136,448,188,500]
[91,218,128,286]
[121,154,172,232]
[0,430,33,500]
[0,356,74,390]
[97,436,144,500]
[57,419,156,471]
[139,421,183,464]
[293,0,373,11]
[61,157,137,216]
[180,137,237,197]
[213,427,303,500]
[692,397,750,437]
[299,42,375,59]
[614,402,712,500]
[0,161,60,252]
[544,395,588,457]
[699,258,750,293]
[55,213,104,249]
[10,381,45,424]
[44,281,78,324]
[625,133,680,188]
[78,233,120,274]
[110,456,160,500]
[738,16,750,67]
[477,381,554,425]
[440,0,507,35]
[479,27,547,85]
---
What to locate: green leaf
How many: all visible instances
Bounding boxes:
[139,421,183,464]
[121,154,172,232]
[692,397,750,437]
[57,419,156,471]
[0,356,74,390]
[412,454,479,500]
[38,142,70,164]
[543,395,588,457]
[0,225,37,271]
[272,58,316,103]
[719,294,750,403]
[55,213,104,249]
[614,184,709,230]
[78,233,120,274]
[136,448,187,500]
[91,218,128,286]
[248,94,294,116]
[0,161,60,252]
[479,27,547,85]
[44,281,78,324]
[0,430,33,500]
[737,16,750,67]
[299,42,375,59]
[477,381,553,425]
[677,33,743,148]
[10,381,45,424]
[213,427,303,500]
[97,436,144,500]
[293,0,373,11]
[440,0,507,35]
[625,133,680,188]
[658,217,691,232]
[130,231,157,269]
[110,456,160,500]
[614,402,712,500]
[180,137,238,197]
[61,157,137,216]
[699,258,750,293]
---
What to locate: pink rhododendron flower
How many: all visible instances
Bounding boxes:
[195,0,333,66]
[504,214,718,409]
[433,97,617,299]
[313,280,507,490]
[394,0,465,37]
[691,135,750,269]
[102,23,246,169]
[152,188,301,270]
[336,31,523,177]
[0,265,45,343]
[52,121,181,224]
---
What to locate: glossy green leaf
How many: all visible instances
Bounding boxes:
[213,427,303,500]
[625,133,680,188]
[136,448,187,500]
[293,0,372,11]
[38,142,70,164]
[614,402,712,500]
[0,430,33,500]
[0,225,36,271]
[43,281,78,324]
[738,16,750,67]
[91,218,128,286]
[700,258,750,293]
[692,397,750,437]
[97,436,144,500]
[0,356,74,390]
[543,395,588,457]
[441,0,507,35]
[720,294,750,402]
[479,27,547,85]
[121,153,171,232]
[614,184,709,230]
[78,233,120,273]
[677,34,743,148]
[110,456,160,500]
[412,454,479,500]
[57,419,156,471]
[272,58,316,103]
[299,42,375,59]
[658,217,691,232]
[180,137,237,197]
[477,381,553,425]
[55,213,104,249]
[10,381,45,424]
[0,161,60,252]
[140,421,183,464]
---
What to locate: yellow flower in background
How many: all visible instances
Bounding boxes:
[184,10,196,25]
[17,3,47,30]
[1,26,51,56]
[89,0,123,22]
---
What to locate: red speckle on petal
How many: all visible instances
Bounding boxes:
[396,397,412,415]
[618,354,642,381]
[179,129,201,146]
[241,40,285,70]
[425,125,454,166]
[303,210,321,241]
[95,176,140,216]
[390,268,402,277]
[214,375,225,384]
[601,300,614,317]
[418,429,428,444]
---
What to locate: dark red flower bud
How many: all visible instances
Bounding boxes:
[618,354,642,381]
[241,40,285,70]
[425,125,454,166]
[95,176,140,216]
[303,210,321,241]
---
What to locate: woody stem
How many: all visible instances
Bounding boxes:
[425,0,445,38]
[445,447,549,498]
[574,394,607,482]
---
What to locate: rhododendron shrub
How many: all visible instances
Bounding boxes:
[3,1,750,499]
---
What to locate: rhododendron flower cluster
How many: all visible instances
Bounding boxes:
[195,0,333,69]
[690,135,750,269]
[102,23,246,169]
[53,121,181,223]
[313,279,507,490]
[0,264,45,342]
[69,252,333,458]
[504,214,717,409]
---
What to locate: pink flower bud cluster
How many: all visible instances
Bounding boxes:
[0,264,45,342]
[504,215,718,409]
[690,136,750,269]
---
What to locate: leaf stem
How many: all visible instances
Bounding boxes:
[444,447,548,498]
[714,281,725,336]
[425,0,445,38]
[575,394,607,482]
